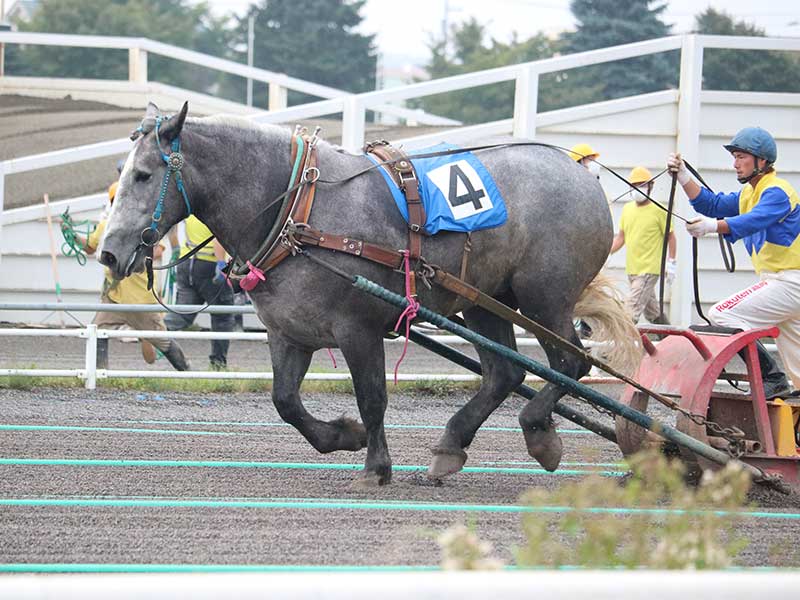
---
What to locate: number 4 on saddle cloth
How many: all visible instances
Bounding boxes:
[366,142,508,235]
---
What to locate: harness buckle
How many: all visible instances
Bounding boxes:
[409,223,421,233]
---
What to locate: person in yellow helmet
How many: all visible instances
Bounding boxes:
[70,179,191,371]
[569,143,601,179]
[165,215,235,370]
[609,166,675,324]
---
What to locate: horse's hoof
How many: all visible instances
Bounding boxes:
[331,416,367,451]
[428,448,468,479]
[351,468,391,489]
[523,426,563,472]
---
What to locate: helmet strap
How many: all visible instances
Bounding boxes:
[736,154,770,184]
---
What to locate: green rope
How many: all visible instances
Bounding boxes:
[60,208,95,266]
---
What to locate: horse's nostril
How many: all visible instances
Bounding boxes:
[99,250,117,268]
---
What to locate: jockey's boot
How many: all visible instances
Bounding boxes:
[740,341,792,400]
[96,338,109,370]
[163,340,191,371]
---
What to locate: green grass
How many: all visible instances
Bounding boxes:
[0,372,482,395]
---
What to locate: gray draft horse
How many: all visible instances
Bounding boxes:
[100,103,640,486]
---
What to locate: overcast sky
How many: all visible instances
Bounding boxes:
[205,0,799,66]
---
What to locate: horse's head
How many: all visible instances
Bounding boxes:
[100,101,191,279]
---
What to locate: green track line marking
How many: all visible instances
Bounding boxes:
[0,457,624,477]
[0,496,797,519]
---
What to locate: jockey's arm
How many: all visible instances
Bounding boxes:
[668,231,676,259]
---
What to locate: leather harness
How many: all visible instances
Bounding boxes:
[252,136,430,296]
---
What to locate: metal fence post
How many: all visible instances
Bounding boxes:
[512,64,539,139]
[0,161,5,269]
[341,96,366,153]
[84,324,97,390]
[128,46,148,84]
[671,34,703,327]
[268,83,287,111]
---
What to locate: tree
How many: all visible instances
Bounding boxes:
[562,0,677,101]
[6,0,233,94]
[236,0,377,106]
[416,18,587,124]
[695,8,800,93]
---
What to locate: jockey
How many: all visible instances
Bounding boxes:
[668,126,800,398]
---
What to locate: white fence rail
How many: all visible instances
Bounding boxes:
[2,569,799,599]
[2,33,800,327]
[0,301,627,390]
[0,31,458,125]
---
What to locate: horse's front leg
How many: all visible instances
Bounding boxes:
[269,331,367,453]
[337,330,392,486]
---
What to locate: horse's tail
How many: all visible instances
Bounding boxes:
[573,271,642,376]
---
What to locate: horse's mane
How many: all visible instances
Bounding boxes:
[188,114,348,153]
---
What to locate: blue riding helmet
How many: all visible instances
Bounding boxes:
[723,127,777,164]
[723,127,777,184]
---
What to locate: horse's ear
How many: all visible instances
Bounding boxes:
[160,102,189,143]
[145,102,160,120]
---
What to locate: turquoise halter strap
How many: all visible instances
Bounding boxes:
[141,115,192,245]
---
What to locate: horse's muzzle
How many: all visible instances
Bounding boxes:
[99,246,142,279]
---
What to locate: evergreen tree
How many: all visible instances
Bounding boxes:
[237,0,377,106]
[562,0,677,101]
[695,8,800,93]
[417,18,588,124]
[5,0,232,95]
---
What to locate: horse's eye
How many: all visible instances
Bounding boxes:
[134,170,152,183]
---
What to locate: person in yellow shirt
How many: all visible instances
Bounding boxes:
[610,166,676,324]
[166,215,234,370]
[568,143,601,179]
[669,126,800,400]
[72,181,191,371]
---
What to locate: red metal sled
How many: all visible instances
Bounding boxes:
[615,326,800,484]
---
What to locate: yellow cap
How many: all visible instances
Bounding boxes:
[628,166,653,185]
[108,181,119,203]
[568,143,599,162]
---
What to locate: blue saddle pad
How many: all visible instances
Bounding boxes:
[366,142,507,235]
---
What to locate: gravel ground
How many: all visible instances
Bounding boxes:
[0,380,799,570]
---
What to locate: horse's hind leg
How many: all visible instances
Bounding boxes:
[269,332,367,454]
[518,317,590,472]
[429,303,526,479]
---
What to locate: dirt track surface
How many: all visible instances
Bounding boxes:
[1,381,799,570]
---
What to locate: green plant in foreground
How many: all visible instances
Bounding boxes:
[438,449,752,570]
[515,449,751,569]
[437,522,504,570]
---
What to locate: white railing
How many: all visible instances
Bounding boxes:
[0,302,626,390]
[0,323,619,390]
[2,34,800,326]
[0,31,460,125]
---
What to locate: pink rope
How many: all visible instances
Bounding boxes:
[239,261,266,291]
[326,348,338,369]
[392,250,419,384]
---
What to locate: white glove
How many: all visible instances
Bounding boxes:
[667,152,691,185]
[665,258,677,284]
[686,216,718,238]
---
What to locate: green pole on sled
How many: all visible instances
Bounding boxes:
[407,329,617,444]
[352,275,787,493]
